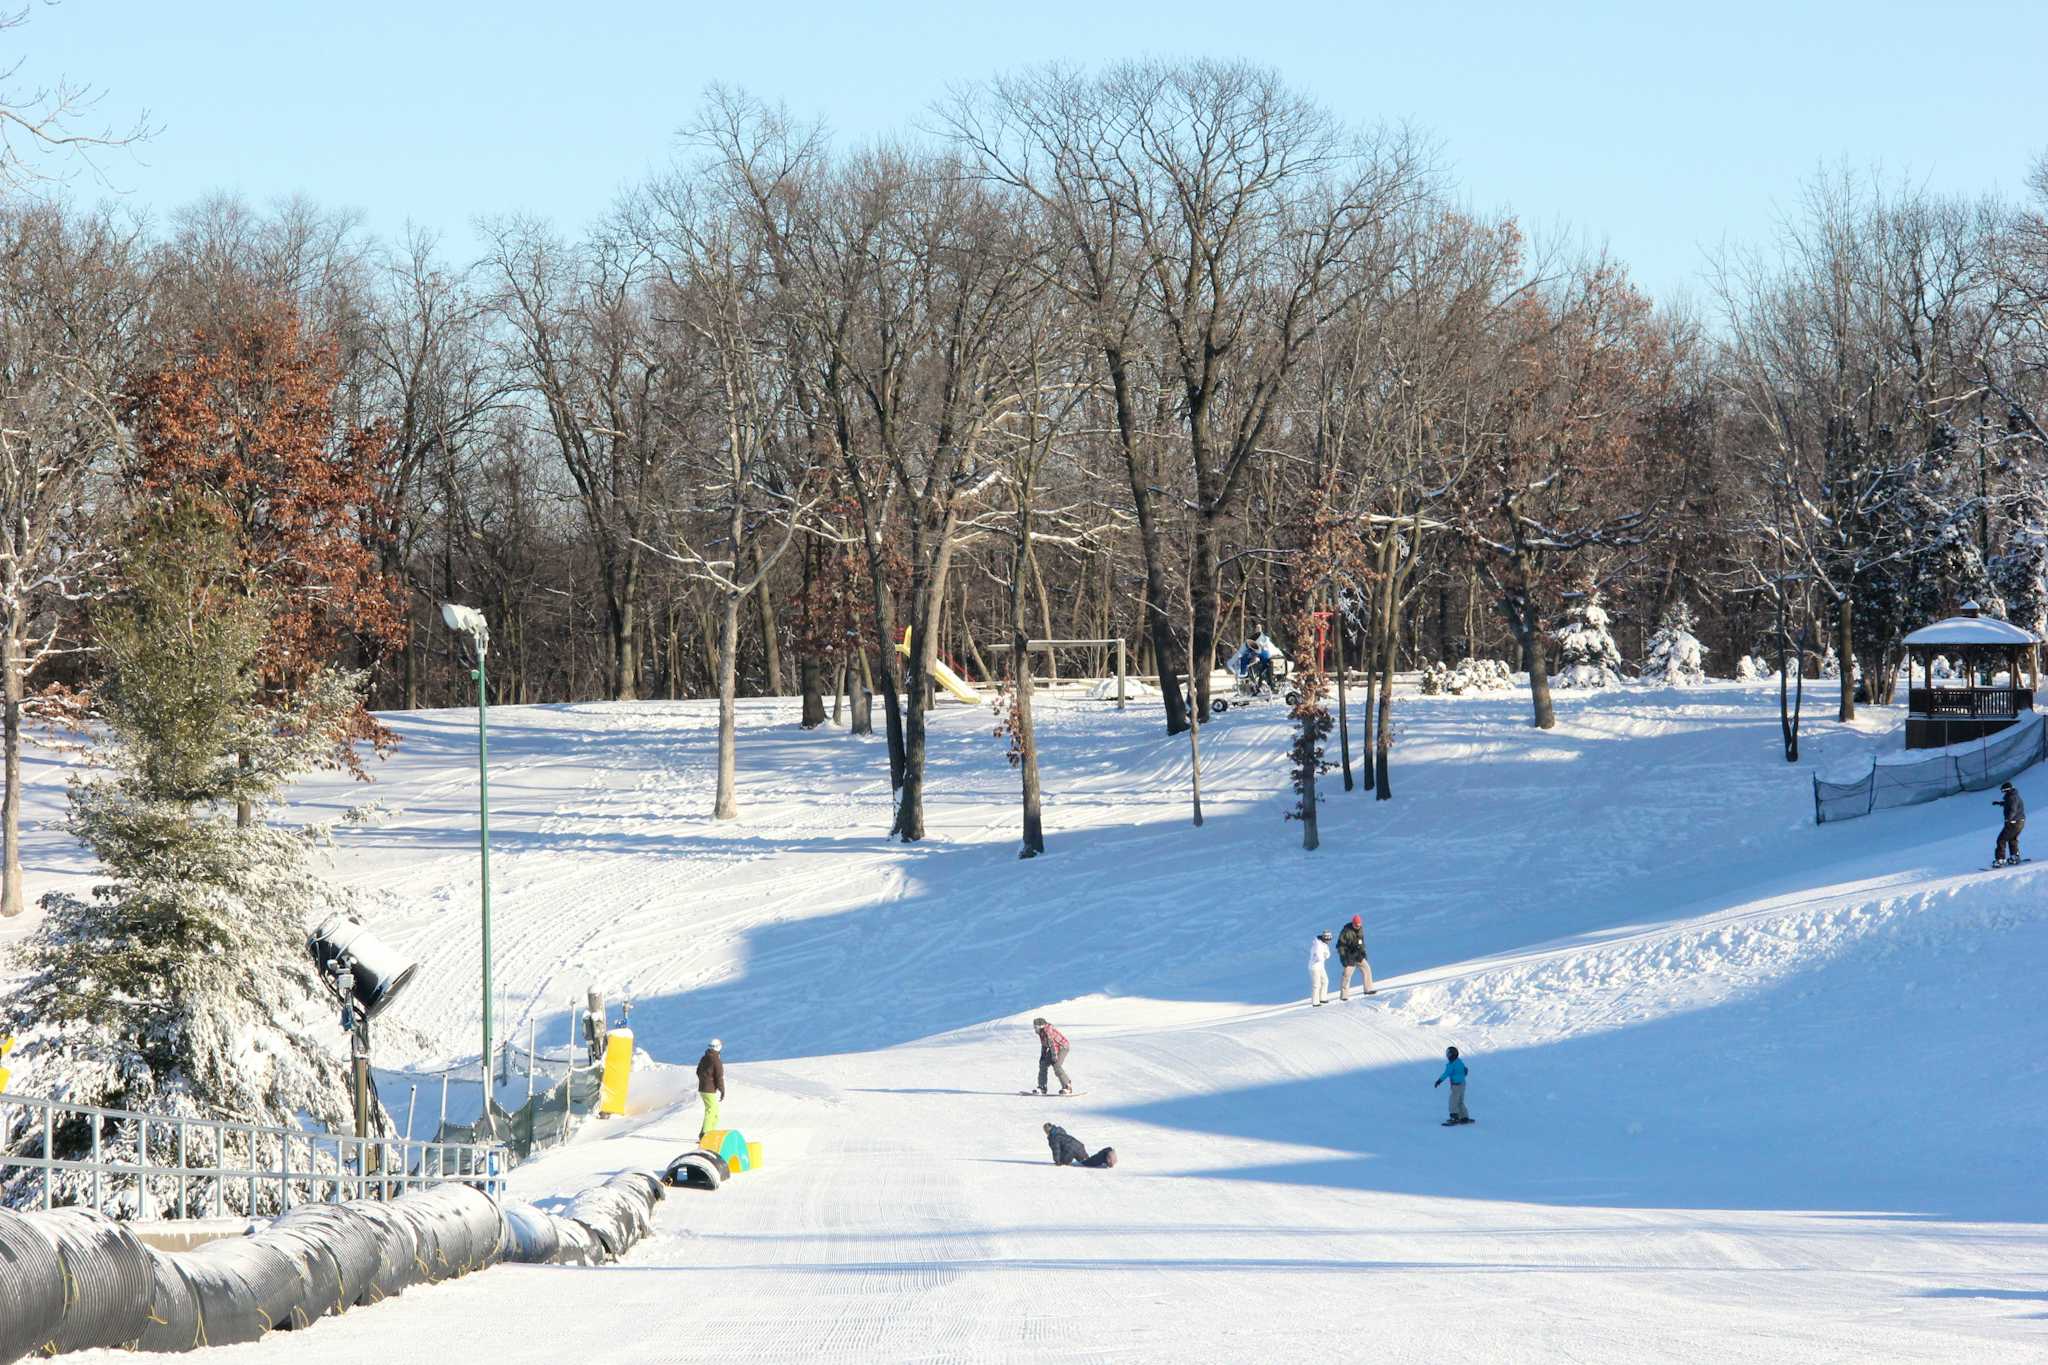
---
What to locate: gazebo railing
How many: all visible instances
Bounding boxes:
[1908,686,2033,719]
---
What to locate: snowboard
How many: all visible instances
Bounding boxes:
[1441,1117,1476,1127]
[1019,1090,1087,1097]
[1989,858,2032,870]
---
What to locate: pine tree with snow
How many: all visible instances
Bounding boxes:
[1552,589,1623,689]
[1735,655,1762,682]
[1642,601,1708,686]
[2,507,371,1208]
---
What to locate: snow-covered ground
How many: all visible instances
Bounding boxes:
[18,680,2048,1362]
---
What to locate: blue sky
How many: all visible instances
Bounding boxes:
[13,0,2043,304]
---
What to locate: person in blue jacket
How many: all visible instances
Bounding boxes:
[1434,1046,1470,1125]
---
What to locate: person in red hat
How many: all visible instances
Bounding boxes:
[1337,915,1374,999]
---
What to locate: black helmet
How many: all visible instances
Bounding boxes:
[1032,1017,1048,1027]
[1445,1046,1459,1060]
[1042,1121,1054,1133]
[1317,930,1333,941]
[2003,781,2015,790]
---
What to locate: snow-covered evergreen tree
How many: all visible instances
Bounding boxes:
[1552,589,1623,689]
[1642,601,1708,686]
[1989,485,2048,639]
[1735,655,1763,682]
[2,508,371,1207]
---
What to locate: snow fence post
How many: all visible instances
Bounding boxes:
[1813,775,1823,825]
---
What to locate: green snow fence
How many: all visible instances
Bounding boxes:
[438,1066,602,1161]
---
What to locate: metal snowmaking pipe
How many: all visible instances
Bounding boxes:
[441,602,496,1134]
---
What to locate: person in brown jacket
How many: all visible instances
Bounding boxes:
[697,1039,725,1138]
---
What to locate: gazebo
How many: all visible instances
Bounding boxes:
[1901,602,2041,749]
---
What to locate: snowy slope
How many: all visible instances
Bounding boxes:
[28,683,2048,1363]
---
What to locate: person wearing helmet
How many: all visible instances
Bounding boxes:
[1031,1017,1073,1095]
[1994,781,2026,866]
[1308,930,1333,1007]
[1337,915,1374,999]
[1434,1046,1471,1125]
[696,1038,726,1138]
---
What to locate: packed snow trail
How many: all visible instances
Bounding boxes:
[19,684,2047,1361]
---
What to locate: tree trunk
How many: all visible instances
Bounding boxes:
[1297,710,1320,851]
[1837,596,1855,722]
[753,543,783,697]
[1360,602,1378,790]
[1104,347,1188,735]
[800,656,826,728]
[1375,605,1400,801]
[1012,528,1045,858]
[713,591,742,820]
[1190,510,1222,719]
[1523,595,1557,730]
[958,579,992,685]
[1,625,22,917]
[1334,588,1354,793]
[895,508,959,843]
[850,652,874,735]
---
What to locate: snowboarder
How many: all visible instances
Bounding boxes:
[1308,930,1333,1007]
[1032,1017,1073,1095]
[1994,781,2025,866]
[1337,915,1374,999]
[1434,1046,1471,1125]
[1043,1121,1117,1168]
[696,1038,725,1138]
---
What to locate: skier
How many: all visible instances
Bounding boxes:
[1337,915,1374,999]
[1043,1121,1117,1168]
[696,1038,725,1138]
[1308,930,1333,1007]
[1032,1017,1074,1095]
[1434,1046,1471,1125]
[1994,780,2026,866]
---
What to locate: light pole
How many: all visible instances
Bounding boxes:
[442,602,495,1132]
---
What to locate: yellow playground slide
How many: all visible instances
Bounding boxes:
[898,628,984,704]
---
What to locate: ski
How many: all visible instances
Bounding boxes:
[1019,1090,1086,1097]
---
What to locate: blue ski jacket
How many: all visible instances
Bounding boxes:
[1437,1059,1468,1086]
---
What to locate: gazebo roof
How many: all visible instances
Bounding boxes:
[1902,603,2038,649]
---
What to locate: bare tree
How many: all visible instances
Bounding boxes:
[0,202,143,914]
[0,4,152,191]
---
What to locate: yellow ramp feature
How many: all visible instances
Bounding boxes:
[597,1027,634,1117]
[897,628,983,704]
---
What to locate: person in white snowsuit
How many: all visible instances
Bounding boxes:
[1308,931,1333,1007]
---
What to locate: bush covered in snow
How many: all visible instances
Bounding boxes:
[1642,601,1708,686]
[1734,654,1765,682]
[1420,657,1516,695]
[1552,591,1623,689]
[2,510,369,1207]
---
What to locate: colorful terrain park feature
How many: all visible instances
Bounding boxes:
[897,627,982,704]
[597,1026,634,1117]
[701,1128,760,1173]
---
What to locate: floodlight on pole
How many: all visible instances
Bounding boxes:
[442,601,496,1132]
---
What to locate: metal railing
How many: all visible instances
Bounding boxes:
[0,1090,507,1219]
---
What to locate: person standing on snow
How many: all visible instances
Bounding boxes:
[1043,1121,1117,1168]
[696,1038,726,1138]
[1337,916,1374,999]
[1308,930,1333,1007]
[1434,1046,1471,1125]
[1994,781,2025,865]
[1032,1017,1074,1095]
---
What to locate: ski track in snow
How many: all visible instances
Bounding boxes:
[20,683,2048,1363]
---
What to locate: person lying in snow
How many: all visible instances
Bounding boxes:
[1043,1122,1117,1168]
